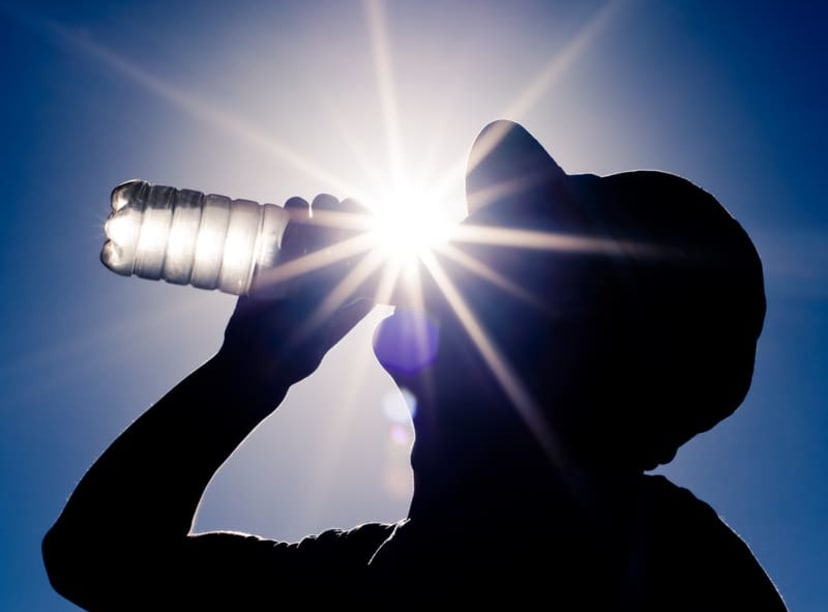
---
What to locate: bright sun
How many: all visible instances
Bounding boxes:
[365,179,452,267]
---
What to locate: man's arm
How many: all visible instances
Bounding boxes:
[42,352,283,607]
[42,195,374,610]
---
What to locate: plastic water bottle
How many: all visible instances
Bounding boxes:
[101,179,293,296]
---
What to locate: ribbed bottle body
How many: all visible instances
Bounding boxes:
[101,180,290,296]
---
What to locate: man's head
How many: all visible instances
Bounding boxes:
[376,120,765,472]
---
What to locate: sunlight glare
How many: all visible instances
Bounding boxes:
[367,180,452,267]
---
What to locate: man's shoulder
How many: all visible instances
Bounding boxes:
[640,473,751,555]
[640,474,787,610]
[642,473,715,513]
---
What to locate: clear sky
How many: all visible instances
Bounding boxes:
[1,1,825,609]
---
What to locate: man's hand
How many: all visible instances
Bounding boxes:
[219,194,373,388]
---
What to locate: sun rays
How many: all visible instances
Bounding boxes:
[46,0,625,478]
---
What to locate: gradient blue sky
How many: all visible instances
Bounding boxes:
[1,1,825,609]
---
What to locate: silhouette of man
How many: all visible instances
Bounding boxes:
[43,121,786,610]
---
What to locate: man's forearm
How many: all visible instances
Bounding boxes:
[42,351,291,604]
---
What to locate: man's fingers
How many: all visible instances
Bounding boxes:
[310,193,339,210]
[281,197,311,262]
[309,193,344,253]
[284,195,310,211]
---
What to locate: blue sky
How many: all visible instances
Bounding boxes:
[1,1,825,609]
